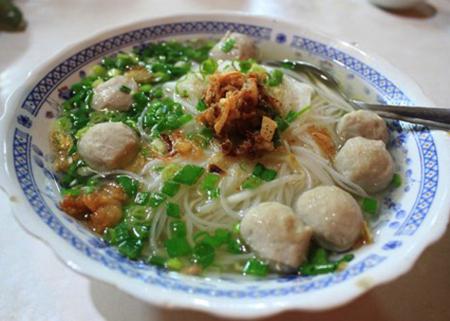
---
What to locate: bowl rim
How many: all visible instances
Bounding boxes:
[1,11,449,319]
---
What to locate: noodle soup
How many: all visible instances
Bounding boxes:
[51,32,398,277]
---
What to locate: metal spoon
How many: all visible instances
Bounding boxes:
[264,60,450,130]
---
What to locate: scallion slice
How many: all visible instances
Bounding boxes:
[200,173,221,199]
[391,173,402,188]
[119,85,132,94]
[196,99,207,112]
[266,69,283,87]
[161,180,180,197]
[116,175,138,198]
[134,192,150,205]
[242,259,269,277]
[192,243,215,267]
[221,38,236,53]
[165,237,191,257]
[173,165,205,186]
[166,202,181,218]
[361,197,378,216]
[200,58,218,75]
[148,192,166,208]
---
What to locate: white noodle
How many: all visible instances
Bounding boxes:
[82,61,380,265]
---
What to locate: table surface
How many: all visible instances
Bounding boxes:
[1,1,449,320]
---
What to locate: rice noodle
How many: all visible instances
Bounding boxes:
[86,62,374,262]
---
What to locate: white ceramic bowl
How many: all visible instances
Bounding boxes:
[1,13,449,319]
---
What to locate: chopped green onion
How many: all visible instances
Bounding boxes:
[92,78,104,88]
[239,60,253,73]
[299,262,336,275]
[242,259,269,277]
[214,228,231,244]
[275,108,310,133]
[200,58,218,75]
[148,192,166,208]
[142,98,191,137]
[173,165,205,186]
[299,254,354,276]
[165,237,191,257]
[298,246,354,276]
[188,127,214,149]
[62,187,81,196]
[241,175,264,190]
[266,69,283,87]
[233,223,240,234]
[134,192,150,205]
[161,163,182,181]
[252,163,277,181]
[391,173,402,188]
[311,247,328,265]
[177,113,193,126]
[166,257,184,271]
[124,205,148,224]
[107,68,122,77]
[166,202,181,218]
[194,228,231,248]
[117,239,143,260]
[82,185,96,194]
[161,180,180,197]
[86,177,98,187]
[221,38,236,53]
[252,163,265,177]
[169,220,187,238]
[200,173,221,199]
[196,99,207,112]
[140,84,152,93]
[115,175,138,198]
[192,243,215,267]
[298,105,311,116]
[201,127,213,139]
[147,255,166,268]
[361,197,378,216]
[242,163,277,189]
[285,110,301,123]
[119,85,132,94]
[104,223,129,245]
[227,237,247,254]
[275,116,289,132]
[88,65,107,77]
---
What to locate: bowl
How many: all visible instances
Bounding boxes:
[1,12,449,319]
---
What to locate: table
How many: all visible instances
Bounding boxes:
[1,1,449,320]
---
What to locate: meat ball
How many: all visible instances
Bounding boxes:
[78,122,139,171]
[240,202,312,272]
[92,75,138,111]
[336,110,389,143]
[294,186,363,251]
[334,137,394,193]
[209,31,258,61]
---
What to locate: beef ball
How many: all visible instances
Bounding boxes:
[334,136,394,193]
[92,75,138,111]
[294,185,363,251]
[240,202,312,272]
[336,110,389,143]
[78,122,139,171]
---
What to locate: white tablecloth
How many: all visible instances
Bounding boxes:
[1,1,449,320]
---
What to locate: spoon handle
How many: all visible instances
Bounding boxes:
[351,100,450,130]
[373,112,450,130]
